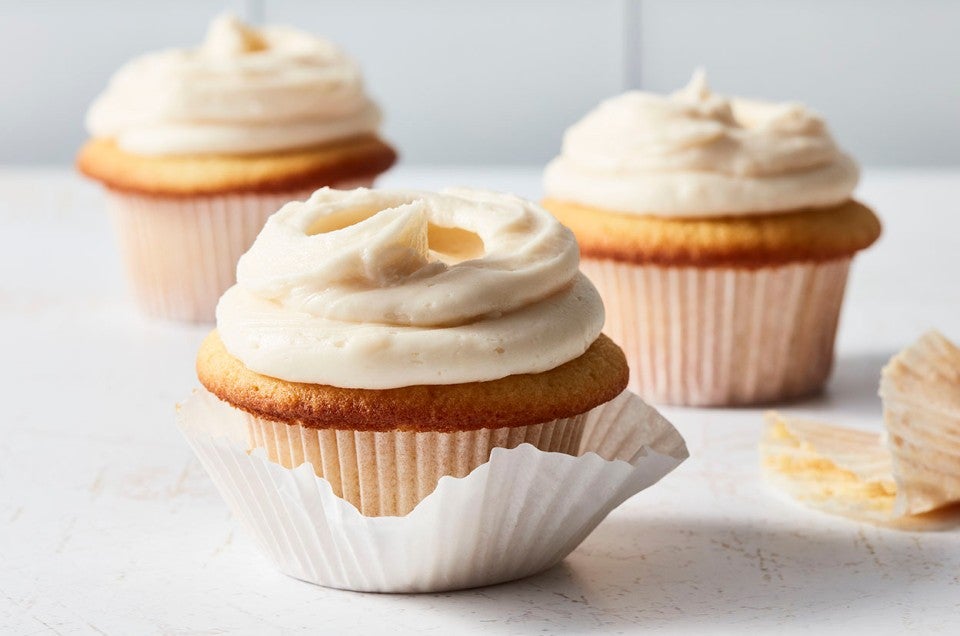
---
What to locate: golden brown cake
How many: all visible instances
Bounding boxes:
[194,187,626,516]
[542,71,880,406]
[77,15,397,323]
[543,198,880,267]
[77,135,396,198]
[198,330,627,432]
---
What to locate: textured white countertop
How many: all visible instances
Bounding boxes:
[1,166,958,634]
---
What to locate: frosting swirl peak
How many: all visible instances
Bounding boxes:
[543,71,859,217]
[86,14,381,156]
[217,188,604,388]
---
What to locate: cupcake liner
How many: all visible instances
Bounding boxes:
[177,388,688,593]
[106,177,373,324]
[247,414,586,517]
[880,331,960,517]
[581,257,852,406]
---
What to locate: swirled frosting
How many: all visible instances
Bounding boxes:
[86,14,381,156]
[543,71,859,217]
[216,188,604,388]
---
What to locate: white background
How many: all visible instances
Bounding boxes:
[3,0,960,166]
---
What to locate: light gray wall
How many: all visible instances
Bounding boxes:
[264,0,627,165]
[635,0,960,167]
[2,0,958,165]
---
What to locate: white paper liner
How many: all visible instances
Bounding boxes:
[247,413,587,517]
[880,331,960,516]
[760,412,960,531]
[177,389,688,593]
[106,177,373,324]
[581,257,852,406]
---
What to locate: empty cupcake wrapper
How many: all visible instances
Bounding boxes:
[176,389,688,593]
[107,178,373,324]
[582,257,852,406]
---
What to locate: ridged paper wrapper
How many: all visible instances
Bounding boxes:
[880,330,960,516]
[760,411,960,530]
[581,257,852,406]
[247,412,587,517]
[106,178,372,323]
[177,388,688,593]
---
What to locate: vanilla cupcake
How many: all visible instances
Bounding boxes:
[543,72,880,406]
[195,188,628,516]
[179,188,688,592]
[77,15,396,322]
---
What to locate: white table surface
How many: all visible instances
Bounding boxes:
[1,166,958,635]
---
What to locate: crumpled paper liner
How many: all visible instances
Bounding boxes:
[580,257,851,406]
[760,413,898,524]
[248,413,586,517]
[760,412,960,530]
[177,388,688,592]
[106,178,372,324]
[880,330,960,516]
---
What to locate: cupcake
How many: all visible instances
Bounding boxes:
[77,15,397,322]
[542,71,881,406]
[194,188,628,517]
[179,187,687,591]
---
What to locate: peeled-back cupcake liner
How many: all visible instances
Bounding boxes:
[177,388,688,593]
[106,178,373,324]
[248,413,586,517]
[581,256,852,406]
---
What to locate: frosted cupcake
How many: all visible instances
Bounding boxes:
[195,188,628,516]
[77,15,396,322]
[543,72,880,406]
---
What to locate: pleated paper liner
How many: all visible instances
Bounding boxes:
[580,256,851,406]
[761,411,960,530]
[760,413,898,525]
[177,388,688,593]
[248,413,586,517]
[107,178,373,324]
[880,330,960,516]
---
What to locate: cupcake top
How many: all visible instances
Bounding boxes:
[216,188,604,389]
[543,71,859,217]
[86,14,381,156]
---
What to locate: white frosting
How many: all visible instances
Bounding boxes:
[86,14,381,155]
[216,188,604,389]
[543,71,859,217]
